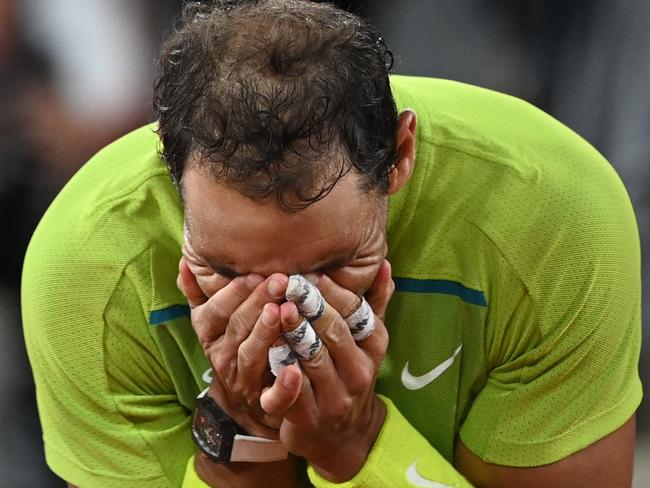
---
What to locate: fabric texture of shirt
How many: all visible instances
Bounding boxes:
[22,75,642,487]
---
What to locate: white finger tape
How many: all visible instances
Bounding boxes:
[286,275,325,321]
[283,318,322,360]
[345,297,375,341]
[268,343,298,377]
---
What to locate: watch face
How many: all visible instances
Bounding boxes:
[193,407,224,458]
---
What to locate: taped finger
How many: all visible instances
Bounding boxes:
[345,297,375,341]
[283,318,323,360]
[268,339,299,377]
[286,274,325,321]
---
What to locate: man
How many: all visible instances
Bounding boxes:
[22,1,642,487]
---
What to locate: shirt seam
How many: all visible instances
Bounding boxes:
[101,247,178,484]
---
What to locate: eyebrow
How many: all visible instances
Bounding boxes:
[206,253,353,278]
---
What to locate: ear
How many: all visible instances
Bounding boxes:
[388,109,417,195]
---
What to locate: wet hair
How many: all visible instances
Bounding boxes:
[154,0,397,210]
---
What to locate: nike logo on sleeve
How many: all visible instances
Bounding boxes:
[406,461,454,488]
[401,344,462,390]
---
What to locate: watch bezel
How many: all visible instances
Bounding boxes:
[192,395,248,463]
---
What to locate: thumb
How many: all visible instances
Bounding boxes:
[365,260,394,320]
[177,256,208,308]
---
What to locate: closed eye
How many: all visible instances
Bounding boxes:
[208,262,243,279]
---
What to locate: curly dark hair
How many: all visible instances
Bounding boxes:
[154,0,397,210]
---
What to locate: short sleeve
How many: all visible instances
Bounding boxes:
[460,200,643,467]
[23,249,194,487]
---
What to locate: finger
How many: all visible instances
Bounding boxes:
[224,273,288,345]
[344,298,375,341]
[320,270,388,366]
[260,364,303,417]
[285,274,325,320]
[237,303,283,387]
[195,271,231,299]
[268,338,298,377]
[177,257,208,308]
[307,274,375,340]
[283,316,322,361]
[280,301,343,400]
[285,278,382,390]
[182,238,231,297]
[193,274,262,342]
[364,260,394,320]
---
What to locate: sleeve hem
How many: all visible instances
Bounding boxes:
[45,441,170,488]
[460,376,643,467]
[182,454,211,487]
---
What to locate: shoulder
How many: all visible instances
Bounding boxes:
[25,124,182,270]
[22,124,184,337]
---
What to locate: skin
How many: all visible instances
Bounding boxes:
[70,109,636,487]
[177,110,416,487]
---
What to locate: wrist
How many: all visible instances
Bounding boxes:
[195,450,300,488]
[193,387,288,464]
[310,394,387,483]
[207,384,277,438]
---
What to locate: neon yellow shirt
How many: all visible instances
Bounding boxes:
[22,76,642,487]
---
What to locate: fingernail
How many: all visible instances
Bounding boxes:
[303,272,321,285]
[268,277,285,297]
[282,368,299,388]
[246,273,264,289]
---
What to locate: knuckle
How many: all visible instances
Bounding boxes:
[347,367,373,394]
[237,343,256,371]
[375,321,389,350]
[299,375,312,396]
[340,295,362,319]
[337,396,354,415]
[238,385,259,409]
[199,275,227,297]
[305,346,330,370]
[320,315,349,346]
[194,318,219,350]
[252,318,275,343]
[229,276,251,300]
[204,299,230,324]
[326,395,353,420]
[379,331,389,354]
[212,353,236,382]
[227,312,251,343]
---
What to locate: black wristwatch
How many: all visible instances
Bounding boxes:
[191,388,289,463]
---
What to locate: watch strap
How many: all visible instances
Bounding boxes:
[231,434,289,462]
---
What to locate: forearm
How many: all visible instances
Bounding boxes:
[308,395,474,488]
[308,394,387,483]
[192,451,300,488]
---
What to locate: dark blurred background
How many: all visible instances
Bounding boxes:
[1,1,647,486]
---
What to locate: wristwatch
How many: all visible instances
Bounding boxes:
[191,388,289,463]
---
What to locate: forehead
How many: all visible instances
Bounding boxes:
[182,168,376,275]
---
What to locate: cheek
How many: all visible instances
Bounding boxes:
[327,262,382,296]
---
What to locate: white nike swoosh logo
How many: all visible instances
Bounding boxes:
[202,368,213,384]
[406,460,454,488]
[401,344,462,390]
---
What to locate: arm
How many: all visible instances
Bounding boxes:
[454,415,636,488]
[193,453,300,488]
[303,401,636,488]
[177,256,302,487]
[263,266,639,487]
